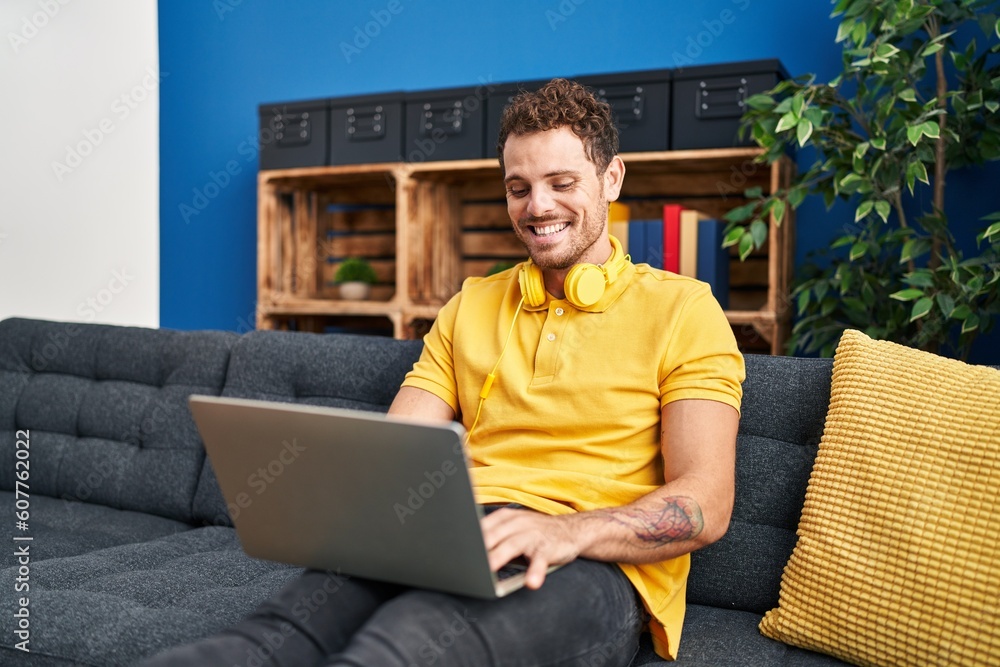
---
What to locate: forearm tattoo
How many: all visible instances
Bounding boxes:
[603,496,704,548]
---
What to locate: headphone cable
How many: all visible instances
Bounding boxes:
[465,295,526,444]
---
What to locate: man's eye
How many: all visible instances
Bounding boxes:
[553,182,574,190]
[508,188,528,197]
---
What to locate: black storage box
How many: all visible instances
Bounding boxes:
[403,86,486,162]
[577,69,672,154]
[486,78,549,159]
[671,59,788,150]
[258,98,329,170]
[328,92,405,166]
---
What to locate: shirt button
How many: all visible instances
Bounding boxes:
[555,308,565,316]
[546,333,556,342]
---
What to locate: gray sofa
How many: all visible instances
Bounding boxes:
[0,317,847,666]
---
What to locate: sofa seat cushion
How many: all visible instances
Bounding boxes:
[0,495,191,568]
[630,606,847,666]
[0,526,300,666]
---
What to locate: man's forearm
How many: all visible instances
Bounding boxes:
[566,486,721,565]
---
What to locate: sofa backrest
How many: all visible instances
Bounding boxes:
[191,329,425,525]
[686,353,833,615]
[0,318,236,523]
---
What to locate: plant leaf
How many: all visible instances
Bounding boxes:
[840,172,864,191]
[909,297,933,322]
[936,293,955,318]
[797,118,814,146]
[962,313,980,334]
[980,221,1000,243]
[951,304,973,320]
[921,42,944,58]
[738,233,754,261]
[850,241,869,261]
[831,235,855,249]
[874,200,891,223]
[921,120,940,139]
[792,94,805,118]
[891,288,925,301]
[855,200,874,222]
[746,94,775,111]
[905,270,935,288]
[776,112,798,133]
[907,125,923,145]
[772,199,787,225]
[722,225,745,248]
[797,288,811,315]
[750,219,769,248]
[874,43,900,60]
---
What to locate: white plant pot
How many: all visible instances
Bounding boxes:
[338,282,371,300]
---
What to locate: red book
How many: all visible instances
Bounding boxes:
[662,204,683,273]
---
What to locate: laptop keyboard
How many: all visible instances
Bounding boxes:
[497,559,529,581]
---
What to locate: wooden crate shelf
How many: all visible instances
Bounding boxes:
[258,148,795,354]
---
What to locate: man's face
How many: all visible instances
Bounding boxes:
[502,126,623,271]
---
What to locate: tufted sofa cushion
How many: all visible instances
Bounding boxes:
[190,329,424,526]
[0,318,237,524]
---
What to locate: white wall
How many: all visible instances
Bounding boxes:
[0,0,159,327]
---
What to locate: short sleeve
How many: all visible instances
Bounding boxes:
[401,290,462,412]
[658,284,745,413]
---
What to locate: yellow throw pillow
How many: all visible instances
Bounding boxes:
[759,329,1000,667]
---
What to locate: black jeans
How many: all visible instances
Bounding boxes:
[140,557,643,666]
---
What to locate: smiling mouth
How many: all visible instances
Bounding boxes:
[529,222,569,237]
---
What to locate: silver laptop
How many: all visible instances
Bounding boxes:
[189,395,535,599]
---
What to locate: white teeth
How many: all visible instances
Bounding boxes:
[532,222,569,236]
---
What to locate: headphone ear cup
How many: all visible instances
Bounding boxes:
[518,263,547,307]
[564,264,607,307]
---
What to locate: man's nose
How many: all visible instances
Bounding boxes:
[526,188,555,218]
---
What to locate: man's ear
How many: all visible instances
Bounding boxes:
[603,155,626,201]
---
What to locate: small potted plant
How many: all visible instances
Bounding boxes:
[333,257,377,300]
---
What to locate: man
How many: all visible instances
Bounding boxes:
[144,78,743,666]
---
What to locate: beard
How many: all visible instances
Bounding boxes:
[514,192,609,270]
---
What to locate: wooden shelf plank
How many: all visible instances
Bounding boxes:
[260,298,401,317]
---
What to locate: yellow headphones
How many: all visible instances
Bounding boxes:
[517,235,630,308]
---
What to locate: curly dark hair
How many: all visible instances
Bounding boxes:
[496,78,619,175]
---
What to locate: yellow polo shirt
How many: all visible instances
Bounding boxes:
[401,259,744,660]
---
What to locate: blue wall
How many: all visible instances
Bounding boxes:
[158,0,998,362]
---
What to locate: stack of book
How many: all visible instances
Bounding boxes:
[609,202,730,310]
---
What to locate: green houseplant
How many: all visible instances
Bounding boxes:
[725,0,1000,359]
[334,257,378,300]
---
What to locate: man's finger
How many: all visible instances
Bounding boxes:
[524,554,549,589]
